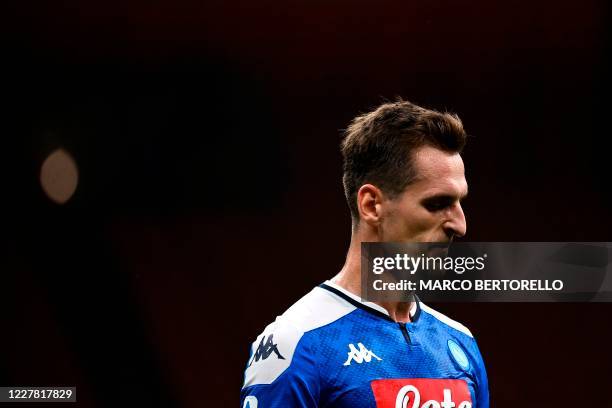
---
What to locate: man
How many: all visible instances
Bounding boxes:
[241,100,489,407]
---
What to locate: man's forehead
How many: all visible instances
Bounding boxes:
[410,146,467,195]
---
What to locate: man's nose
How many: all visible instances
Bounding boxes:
[443,202,467,239]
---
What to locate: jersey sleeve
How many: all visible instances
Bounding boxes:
[240,318,320,407]
[470,337,489,408]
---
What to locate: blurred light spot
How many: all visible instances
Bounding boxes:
[40,148,79,204]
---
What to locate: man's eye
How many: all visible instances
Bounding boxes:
[423,197,454,212]
[423,199,451,212]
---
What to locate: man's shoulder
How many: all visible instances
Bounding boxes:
[243,285,356,388]
[419,302,473,338]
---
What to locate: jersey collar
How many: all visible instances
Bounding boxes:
[319,280,420,323]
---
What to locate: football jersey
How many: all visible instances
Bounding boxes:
[241,281,489,408]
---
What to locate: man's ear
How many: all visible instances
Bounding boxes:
[357,184,384,227]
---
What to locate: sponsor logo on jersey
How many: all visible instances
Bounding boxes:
[343,342,382,366]
[248,334,285,366]
[371,378,472,408]
[243,396,258,408]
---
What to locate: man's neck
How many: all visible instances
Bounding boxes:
[331,235,413,323]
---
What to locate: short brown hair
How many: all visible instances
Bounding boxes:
[341,99,467,222]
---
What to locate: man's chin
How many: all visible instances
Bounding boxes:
[426,245,449,258]
[419,241,452,257]
[391,241,451,257]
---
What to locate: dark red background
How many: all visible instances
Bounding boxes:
[2,0,611,406]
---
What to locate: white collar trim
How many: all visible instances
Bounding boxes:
[323,280,418,319]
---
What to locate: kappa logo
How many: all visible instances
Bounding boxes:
[248,334,285,366]
[243,396,258,408]
[343,342,382,366]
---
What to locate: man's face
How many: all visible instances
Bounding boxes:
[378,145,468,243]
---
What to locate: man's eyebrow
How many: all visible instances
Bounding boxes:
[421,191,468,202]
